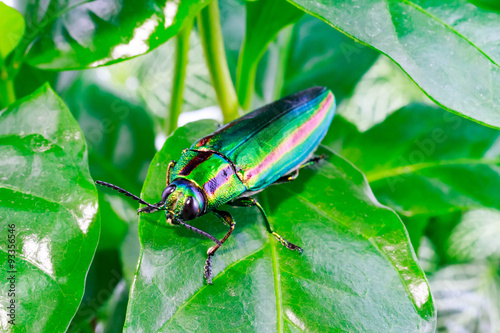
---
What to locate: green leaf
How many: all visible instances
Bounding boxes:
[20,0,210,70]
[422,209,500,330]
[0,2,25,64]
[287,0,500,128]
[236,0,303,109]
[281,14,379,104]
[0,84,99,331]
[337,56,430,131]
[429,262,500,332]
[324,105,500,217]
[446,209,500,262]
[125,120,435,331]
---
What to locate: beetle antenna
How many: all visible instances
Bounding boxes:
[95,180,160,210]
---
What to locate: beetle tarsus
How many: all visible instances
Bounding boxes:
[204,254,213,284]
[228,198,304,253]
[201,210,236,284]
[272,232,303,253]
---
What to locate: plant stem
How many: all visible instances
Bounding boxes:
[272,25,294,100]
[167,19,194,134]
[0,66,16,108]
[197,0,240,122]
[235,44,258,111]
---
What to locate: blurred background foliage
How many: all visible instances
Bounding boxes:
[1,0,500,331]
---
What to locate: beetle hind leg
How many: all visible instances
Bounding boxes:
[273,154,326,185]
[271,232,303,253]
[228,198,302,253]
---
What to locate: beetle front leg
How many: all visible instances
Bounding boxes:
[166,160,176,185]
[204,209,236,284]
[228,198,302,253]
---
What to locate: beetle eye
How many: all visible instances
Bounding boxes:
[181,196,200,220]
[161,185,176,202]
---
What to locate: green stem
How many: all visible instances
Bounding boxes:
[197,0,240,122]
[272,25,294,100]
[167,19,194,134]
[0,66,16,108]
[235,45,258,111]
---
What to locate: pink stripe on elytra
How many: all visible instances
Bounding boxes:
[245,93,333,181]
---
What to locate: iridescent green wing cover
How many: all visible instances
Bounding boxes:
[193,86,335,190]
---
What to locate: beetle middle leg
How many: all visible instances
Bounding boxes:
[165,160,176,185]
[272,154,326,185]
[204,209,236,284]
[228,198,302,253]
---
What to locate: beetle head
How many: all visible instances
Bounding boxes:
[162,179,206,225]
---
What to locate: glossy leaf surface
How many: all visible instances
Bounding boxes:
[288,0,500,128]
[125,120,435,332]
[0,84,99,331]
[324,105,500,217]
[21,0,210,69]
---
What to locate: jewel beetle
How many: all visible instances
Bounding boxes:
[97,86,335,283]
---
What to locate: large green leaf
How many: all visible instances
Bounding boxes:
[324,105,500,217]
[124,120,435,332]
[19,0,210,69]
[0,84,99,331]
[287,0,500,128]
